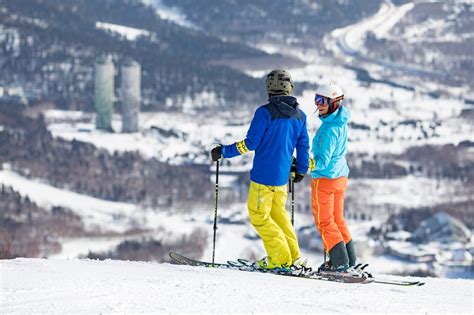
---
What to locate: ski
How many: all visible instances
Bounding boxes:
[373,278,424,287]
[232,257,372,284]
[234,257,425,286]
[169,252,425,286]
[169,251,227,268]
[351,263,424,286]
[169,252,371,284]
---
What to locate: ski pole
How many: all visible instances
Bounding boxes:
[291,174,295,226]
[211,160,219,266]
[289,156,296,226]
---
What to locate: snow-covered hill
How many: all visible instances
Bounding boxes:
[1,0,472,288]
[1,258,472,313]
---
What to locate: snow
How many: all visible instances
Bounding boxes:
[95,22,150,41]
[323,0,450,81]
[328,2,392,53]
[45,110,254,167]
[0,169,137,233]
[48,237,127,259]
[46,1,474,164]
[0,167,267,260]
[402,18,452,44]
[326,1,414,55]
[1,258,473,314]
[141,0,199,30]
[349,176,471,209]
[2,166,470,279]
[44,79,472,163]
[370,3,415,39]
[3,4,474,311]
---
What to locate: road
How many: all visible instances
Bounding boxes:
[327,1,448,79]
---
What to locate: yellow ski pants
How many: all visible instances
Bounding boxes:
[247,181,300,266]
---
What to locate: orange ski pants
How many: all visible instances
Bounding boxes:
[311,177,352,253]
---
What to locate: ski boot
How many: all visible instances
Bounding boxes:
[253,256,291,273]
[291,257,312,276]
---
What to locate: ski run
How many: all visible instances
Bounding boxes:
[1,258,473,314]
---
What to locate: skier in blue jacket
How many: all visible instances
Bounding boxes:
[211,70,309,270]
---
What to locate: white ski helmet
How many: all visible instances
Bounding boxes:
[315,82,344,116]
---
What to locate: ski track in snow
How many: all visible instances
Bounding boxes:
[95,22,150,41]
[140,0,199,30]
[1,258,473,314]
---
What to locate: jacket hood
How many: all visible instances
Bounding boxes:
[320,105,350,125]
[268,95,298,117]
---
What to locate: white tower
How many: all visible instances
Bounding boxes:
[120,58,141,133]
[94,55,114,131]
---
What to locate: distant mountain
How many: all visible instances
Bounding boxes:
[0,0,285,111]
[362,1,473,95]
[1,0,473,266]
[159,0,383,47]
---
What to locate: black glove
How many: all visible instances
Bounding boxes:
[211,145,222,161]
[290,157,297,173]
[293,173,305,183]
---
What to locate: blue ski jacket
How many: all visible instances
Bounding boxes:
[311,106,350,179]
[222,96,310,186]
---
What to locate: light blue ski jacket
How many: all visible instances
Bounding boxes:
[311,106,350,179]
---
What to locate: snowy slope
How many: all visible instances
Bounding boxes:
[327,2,415,57]
[141,0,198,30]
[1,258,473,314]
[95,22,150,41]
[2,166,468,277]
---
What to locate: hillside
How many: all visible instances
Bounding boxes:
[1,0,473,281]
[1,258,472,313]
[0,0,278,111]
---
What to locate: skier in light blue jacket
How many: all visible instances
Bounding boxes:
[310,82,358,275]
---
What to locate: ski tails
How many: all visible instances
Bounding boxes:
[169,252,226,268]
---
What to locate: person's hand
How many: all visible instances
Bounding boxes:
[211,145,222,161]
[309,158,315,171]
[290,157,304,182]
[290,157,297,173]
[293,173,305,183]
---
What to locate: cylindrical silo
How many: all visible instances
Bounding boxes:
[120,58,141,133]
[94,55,114,131]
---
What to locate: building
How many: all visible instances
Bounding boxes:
[120,58,141,133]
[94,55,115,131]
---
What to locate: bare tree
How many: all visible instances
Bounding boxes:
[0,230,14,259]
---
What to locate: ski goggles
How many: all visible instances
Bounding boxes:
[314,94,330,106]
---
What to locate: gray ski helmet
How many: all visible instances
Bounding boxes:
[266,70,293,95]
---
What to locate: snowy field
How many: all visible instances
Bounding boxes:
[1,167,466,277]
[1,258,473,314]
